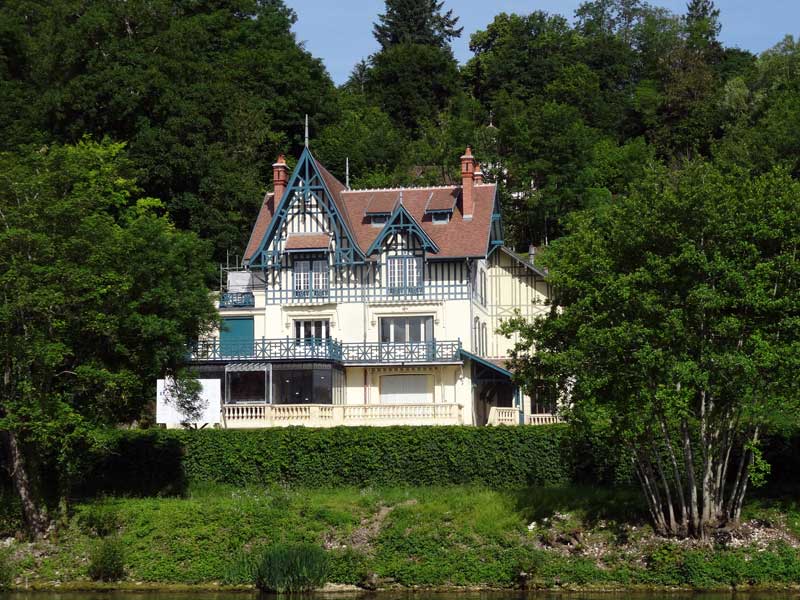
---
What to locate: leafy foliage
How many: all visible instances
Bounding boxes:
[0,0,337,261]
[0,139,216,533]
[0,548,12,590]
[503,162,800,537]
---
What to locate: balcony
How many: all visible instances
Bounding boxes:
[340,340,461,364]
[189,337,462,364]
[222,402,464,428]
[219,291,255,309]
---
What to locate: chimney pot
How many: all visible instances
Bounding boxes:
[460,146,476,220]
[473,163,484,185]
[273,154,289,200]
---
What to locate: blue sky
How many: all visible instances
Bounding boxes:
[287,0,799,85]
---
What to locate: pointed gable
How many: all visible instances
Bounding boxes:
[366,198,440,256]
[245,148,365,267]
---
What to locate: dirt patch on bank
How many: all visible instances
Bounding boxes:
[324,499,417,552]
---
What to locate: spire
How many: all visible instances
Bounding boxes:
[304,114,309,148]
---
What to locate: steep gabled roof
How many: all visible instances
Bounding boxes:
[244,148,364,265]
[244,151,500,263]
[243,191,275,262]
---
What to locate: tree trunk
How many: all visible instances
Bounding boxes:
[5,429,49,537]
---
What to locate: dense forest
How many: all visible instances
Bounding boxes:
[3,0,798,261]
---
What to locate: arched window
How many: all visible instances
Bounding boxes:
[473,317,480,353]
[482,322,488,357]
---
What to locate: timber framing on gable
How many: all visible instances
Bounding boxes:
[366,199,440,256]
[248,148,365,269]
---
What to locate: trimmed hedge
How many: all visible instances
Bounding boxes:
[77,425,623,494]
[175,426,575,488]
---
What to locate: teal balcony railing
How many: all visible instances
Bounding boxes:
[219,291,255,308]
[189,337,462,364]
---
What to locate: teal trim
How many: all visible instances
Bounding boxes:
[459,348,512,378]
[220,317,255,358]
[249,148,365,267]
[366,202,439,255]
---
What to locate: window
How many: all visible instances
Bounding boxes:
[294,319,330,341]
[432,212,450,224]
[386,255,423,293]
[294,258,329,298]
[272,363,343,405]
[482,322,488,357]
[370,214,389,227]
[380,374,432,404]
[380,316,433,343]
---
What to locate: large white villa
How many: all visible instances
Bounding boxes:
[158,146,557,428]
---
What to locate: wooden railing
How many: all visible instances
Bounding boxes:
[222,403,462,428]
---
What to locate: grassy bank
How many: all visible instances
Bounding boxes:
[2,484,800,591]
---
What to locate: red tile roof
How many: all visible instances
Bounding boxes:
[340,184,496,258]
[243,191,275,261]
[284,233,330,251]
[243,153,497,262]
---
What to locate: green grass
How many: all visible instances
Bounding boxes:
[4,483,800,589]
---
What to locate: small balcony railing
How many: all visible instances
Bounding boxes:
[191,337,342,361]
[189,337,462,364]
[340,340,461,363]
[219,291,255,308]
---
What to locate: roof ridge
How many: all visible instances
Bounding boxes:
[341,184,464,193]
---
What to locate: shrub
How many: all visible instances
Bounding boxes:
[646,542,685,585]
[88,537,125,581]
[0,549,13,590]
[221,548,260,585]
[253,543,328,592]
[77,503,120,537]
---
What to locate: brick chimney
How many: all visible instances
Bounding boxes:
[460,146,476,220]
[473,162,484,185]
[273,154,288,200]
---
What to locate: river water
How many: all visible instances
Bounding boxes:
[1,593,799,600]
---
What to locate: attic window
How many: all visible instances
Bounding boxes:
[370,214,389,227]
[432,212,450,224]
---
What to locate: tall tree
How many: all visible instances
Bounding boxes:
[0,0,337,263]
[0,139,217,534]
[374,0,462,50]
[364,0,462,134]
[502,161,800,538]
[685,0,721,53]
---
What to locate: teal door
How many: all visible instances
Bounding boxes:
[220,317,254,357]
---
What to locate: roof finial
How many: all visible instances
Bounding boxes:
[304,114,309,148]
[346,157,350,190]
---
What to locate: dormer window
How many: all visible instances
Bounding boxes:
[370,214,389,227]
[432,212,450,224]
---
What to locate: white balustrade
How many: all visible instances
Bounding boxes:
[487,406,521,426]
[525,413,564,425]
[222,402,462,428]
